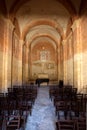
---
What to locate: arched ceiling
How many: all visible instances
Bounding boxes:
[30,37,57,50]
[27,34,60,49]
[16,0,70,31]
[5,0,77,16]
[26,25,60,43]
[70,0,81,13]
[4,0,82,47]
[21,18,64,40]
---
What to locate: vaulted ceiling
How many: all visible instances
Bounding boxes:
[1,0,85,48]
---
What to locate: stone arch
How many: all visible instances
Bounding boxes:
[22,19,63,40]
[13,18,20,37]
[26,33,59,49]
[9,0,76,20]
[66,17,73,37]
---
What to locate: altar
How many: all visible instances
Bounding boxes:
[35,78,49,87]
[36,73,49,87]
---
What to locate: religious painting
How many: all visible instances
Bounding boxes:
[31,43,58,80]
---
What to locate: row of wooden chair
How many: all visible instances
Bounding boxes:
[55,94,86,118]
[49,84,86,130]
[49,85,77,101]
[49,85,86,118]
[56,117,86,130]
[0,84,38,130]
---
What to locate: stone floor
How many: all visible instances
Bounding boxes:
[25,86,56,130]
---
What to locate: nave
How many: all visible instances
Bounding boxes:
[0,84,86,130]
[25,86,56,130]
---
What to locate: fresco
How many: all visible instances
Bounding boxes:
[30,43,57,80]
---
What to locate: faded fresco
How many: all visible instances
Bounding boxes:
[30,42,57,80]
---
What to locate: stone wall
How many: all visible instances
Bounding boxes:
[17,40,23,85]
[63,32,74,86]
[0,16,5,92]
[1,11,87,93]
[22,45,29,84]
[62,14,87,93]
[12,33,19,86]
[63,19,83,92]
[0,16,23,92]
[30,41,57,80]
[81,12,87,93]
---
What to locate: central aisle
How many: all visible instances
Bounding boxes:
[25,86,56,130]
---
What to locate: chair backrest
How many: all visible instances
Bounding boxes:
[56,101,66,110]
[56,120,75,130]
[77,118,86,130]
[6,115,21,130]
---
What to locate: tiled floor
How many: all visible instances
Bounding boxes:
[25,86,56,130]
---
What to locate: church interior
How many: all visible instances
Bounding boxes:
[0,0,87,129]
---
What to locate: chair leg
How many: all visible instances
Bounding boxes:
[58,111,60,120]
[64,110,67,119]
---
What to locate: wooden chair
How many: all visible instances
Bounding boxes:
[69,98,82,119]
[76,117,86,130]
[56,120,75,130]
[49,87,55,100]
[0,93,5,129]
[55,100,67,119]
[0,93,4,114]
[18,100,32,119]
[81,94,87,117]
[6,115,21,130]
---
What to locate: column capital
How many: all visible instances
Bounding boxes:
[6,19,15,31]
[71,19,81,31]
[14,32,20,40]
[62,39,67,46]
[63,29,67,39]
[0,16,14,31]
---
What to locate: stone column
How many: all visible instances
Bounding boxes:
[71,19,83,92]
[12,32,20,86]
[0,15,6,92]
[28,45,32,82]
[58,43,61,82]
[28,46,31,82]
[62,39,67,85]
[22,44,29,84]
[63,32,74,86]
[25,46,29,83]
[56,47,59,82]
[60,44,63,80]
[22,44,25,85]
[2,19,14,92]
[18,40,24,85]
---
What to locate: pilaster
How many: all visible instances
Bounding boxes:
[18,40,24,85]
[71,19,83,91]
[2,19,14,92]
[62,39,67,85]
